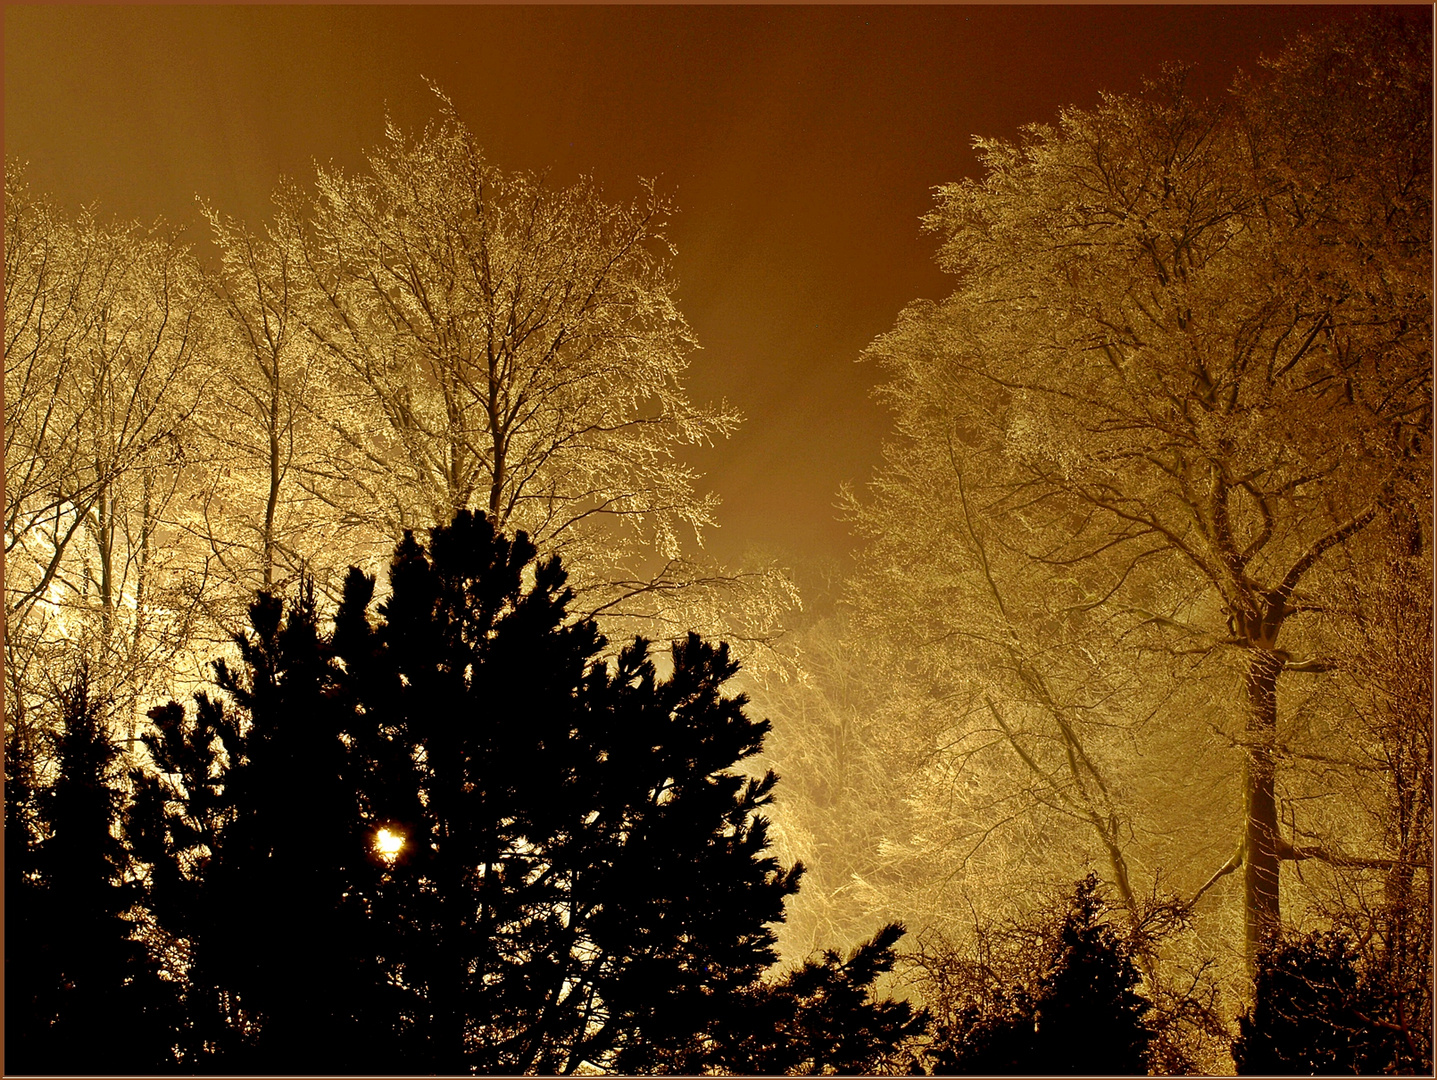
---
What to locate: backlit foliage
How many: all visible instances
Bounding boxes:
[267,89,794,645]
[845,10,1430,1045]
[6,91,795,759]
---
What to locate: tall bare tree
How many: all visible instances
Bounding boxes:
[272,90,794,650]
[847,13,1430,981]
[6,165,212,740]
[196,206,343,616]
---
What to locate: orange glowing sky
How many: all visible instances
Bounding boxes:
[7,5,1418,568]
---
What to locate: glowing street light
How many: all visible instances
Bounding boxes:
[375,827,405,862]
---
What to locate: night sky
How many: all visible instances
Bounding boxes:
[5,5,1404,569]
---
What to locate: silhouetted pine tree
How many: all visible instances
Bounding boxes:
[127,512,922,1073]
[928,874,1153,1075]
[126,693,244,1066]
[127,586,382,1072]
[1232,931,1407,1075]
[5,668,178,1074]
[5,707,49,1073]
[326,514,809,1072]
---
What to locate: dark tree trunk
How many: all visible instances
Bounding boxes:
[263,363,280,591]
[1242,645,1284,969]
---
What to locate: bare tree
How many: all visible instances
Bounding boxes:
[195,206,345,618]
[847,13,1430,982]
[6,165,212,740]
[1302,516,1433,1067]
[270,89,794,651]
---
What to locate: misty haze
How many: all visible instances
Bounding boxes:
[5,6,1431,1076]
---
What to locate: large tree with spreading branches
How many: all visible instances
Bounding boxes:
[848,11,1430,993]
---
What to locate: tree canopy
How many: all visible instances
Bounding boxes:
[846,10,1430,989]
[5,513,923,1074]
[4,91,796,784]
[5,12,1431,1075]
[259,90,792,644]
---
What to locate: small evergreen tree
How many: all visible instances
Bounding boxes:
[5,668,178,1073]
[661,921,928,1075]
[1232,930,1408,1075]
[5,706,49,1073]
[923,874,1154,1075]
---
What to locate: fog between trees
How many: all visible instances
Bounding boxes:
[6,11,1431,1075]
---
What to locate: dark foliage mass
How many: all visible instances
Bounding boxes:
[1233,931,1425,1075]
[921,875,1155,1075]
[6,513,922,1074]
[6,670,179,1074]
[7,510,1430,1078]
[672,921,929,1075]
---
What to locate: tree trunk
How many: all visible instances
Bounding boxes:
[95,483,116,689]
[263,363,281,591]
[487,360,506,525]
[1242,645,1284,969]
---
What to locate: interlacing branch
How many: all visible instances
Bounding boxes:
[1187,836,1396,911]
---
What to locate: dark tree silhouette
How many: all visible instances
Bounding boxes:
[5,668,178,1074]
[120,511,921,1073]
[325,515,805,1072]
[1232,931,1412,1075]
[644,921,928,1075]
[127,583,378,1071]
[924,874,1154,1075]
